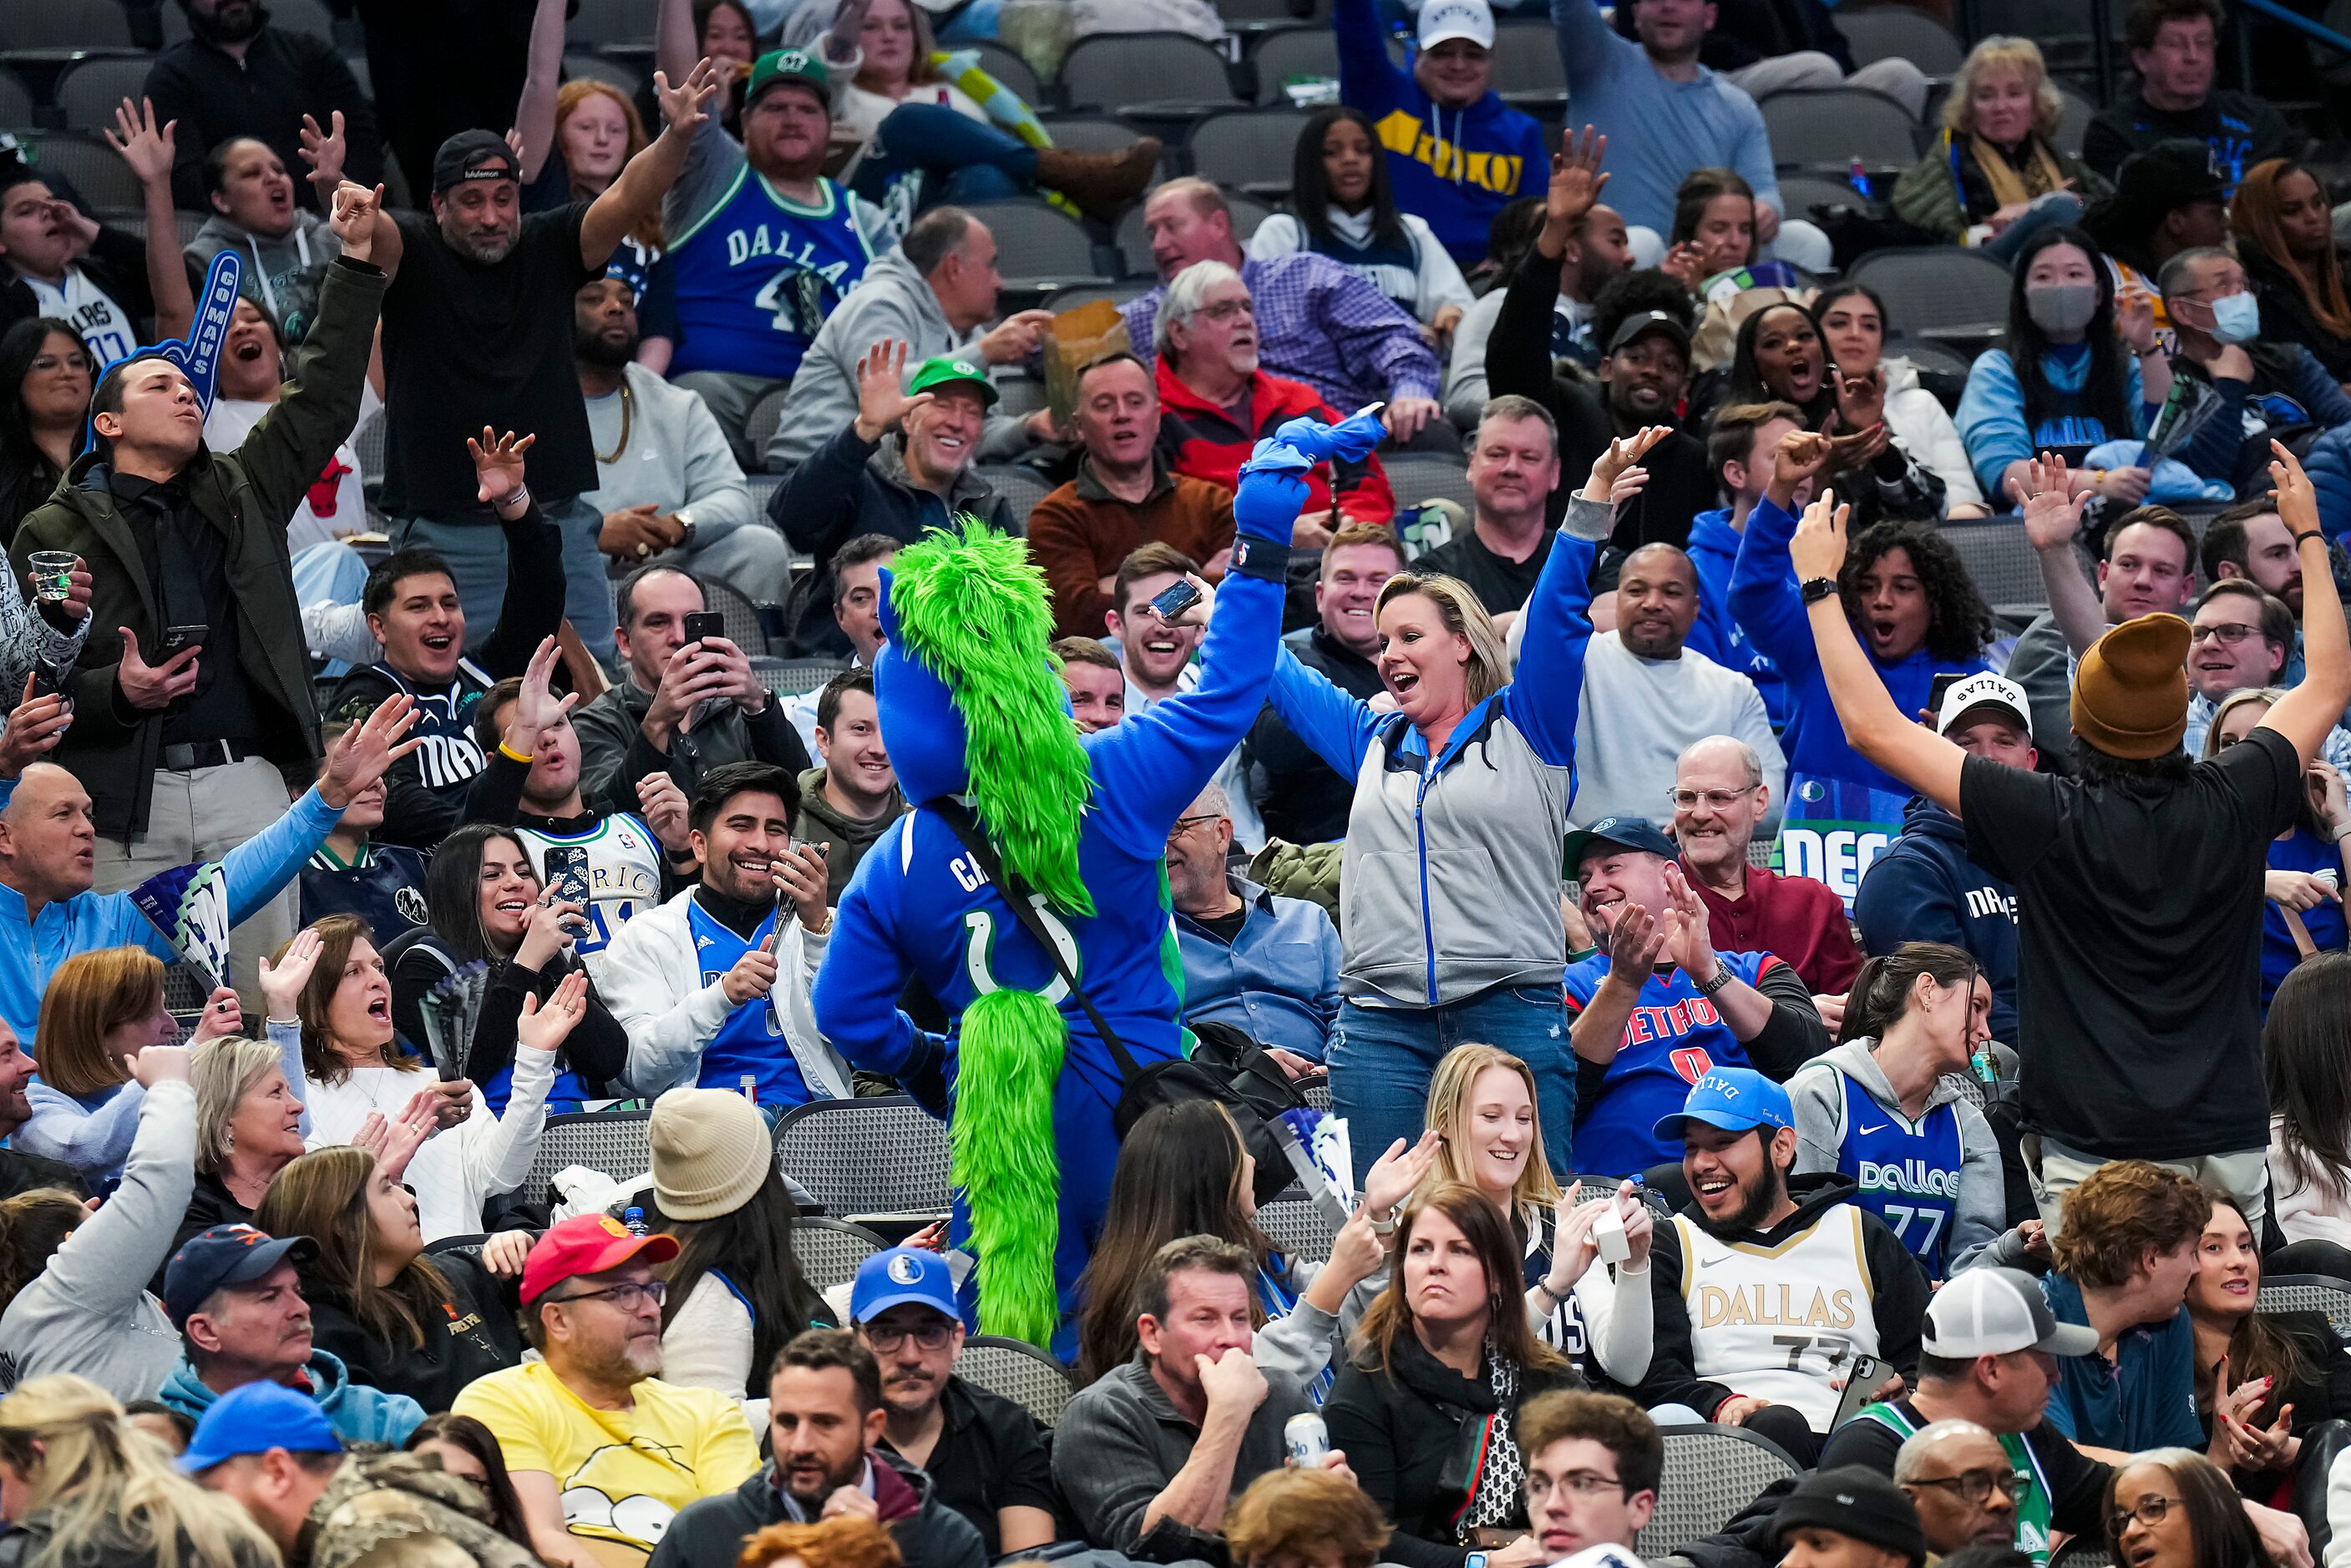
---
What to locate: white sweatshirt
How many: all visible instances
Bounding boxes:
[1249,208,1475,326]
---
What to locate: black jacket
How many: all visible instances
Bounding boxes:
[2242,235,2351,385]
[648,1453,988,1568]
[1245,624,1384,845]
[572,676,812,811]
[1322,1334,1584,1568]
[1631,1172,1931,1419]
[301,1247,525,1417]
[385,933,628,1095]
[140,26,383,215]
[0,1146,86,1202]
[0,225,155,347]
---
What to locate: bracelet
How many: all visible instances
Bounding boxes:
[1368,1205,1400,1237]
[2331,821,2351,843]
[495,483,530,513]
[498,740,535,764]
[2295,529,2326,549]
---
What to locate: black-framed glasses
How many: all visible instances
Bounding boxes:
[2107,1495,2181,1539]
[1166,813,1221,845]
[2189,622,2260,646]
[861,1320,957,1352]
[1908,1469,2022,1505]
[547,1279,666,1311]
[1526,1469,1624,1502]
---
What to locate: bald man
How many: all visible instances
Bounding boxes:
[1562,547,1784,829]
[1895,1420,2020,1556]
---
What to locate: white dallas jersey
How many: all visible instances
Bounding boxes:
[516,813,663,956]
[1671,1206,1879,1431]
[29,268,138,366]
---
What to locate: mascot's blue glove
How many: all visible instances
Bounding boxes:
[1230,407,1391,557]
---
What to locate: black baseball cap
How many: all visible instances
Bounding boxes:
[1774,1468,1927,1568]
[1604,310,1693,357]
[1563,814,1681,878]
[163,1224,315,1327]
[431,130,522,195]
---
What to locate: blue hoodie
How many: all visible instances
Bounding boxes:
[1333,0,1547,265]
[1730,496,1988,908]
[1687,508,1786,726]
[1853,796,2019,1042]
[1954,341,2151,503]
[160,1348,424,1446]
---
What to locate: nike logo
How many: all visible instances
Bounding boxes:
[1857,1122,1887,1135]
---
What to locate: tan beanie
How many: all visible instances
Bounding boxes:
[2070,613,2192,760]
[650,1086,769,1222]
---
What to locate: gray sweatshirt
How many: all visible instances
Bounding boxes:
[185,210,341,341]
[0,1079,194,1401]
[584,362,758,544]
[1786,1038,2025,1275]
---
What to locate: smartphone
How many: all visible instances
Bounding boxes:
[682,610,726,646]
[155,625,208,662]
[1148,579,1202,625]
[1831,1353,1888,1430]
[28,658,68,704]
[542,844,591,913]
[1928,671,1964,716]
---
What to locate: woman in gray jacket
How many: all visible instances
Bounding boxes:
[1264,429,1665,1181]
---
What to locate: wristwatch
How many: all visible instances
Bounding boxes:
[1691,963,1734,996]
[1800,576,1837,605]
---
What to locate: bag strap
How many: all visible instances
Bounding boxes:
[928,797,1149,1084]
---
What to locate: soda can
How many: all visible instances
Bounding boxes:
[1284,1412,1329,1468]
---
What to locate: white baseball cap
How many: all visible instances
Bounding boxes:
[1936,671,2033,740]
[1922,1267,2097,1358]
[1419,0,1495,49]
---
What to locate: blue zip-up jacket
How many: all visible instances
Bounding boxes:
[159,1348,425,1445]
[1955,341,2151,502]
[1687,508,1786,727]
[1333,0,1547,265]
[1265,498,1600,1005]
[2172,345,2351,495]
[1852,796,2019,1042]
[2308,421,2351,543]
[0,781,341,1042]
[1730,496,1987,908]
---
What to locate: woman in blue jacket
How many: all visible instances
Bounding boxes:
[1263,428,1664,1181]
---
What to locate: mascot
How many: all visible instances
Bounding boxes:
[812,410,1386,1349]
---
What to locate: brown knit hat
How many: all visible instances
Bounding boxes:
[2070,613,2192,759]
[649,1086,769,1222]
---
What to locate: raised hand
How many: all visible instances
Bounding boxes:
[504,636,580,755]
[260,928,325,1019]
[128,1041,193,1088]
[1148,572,1215,630]
[1658,242,1704,291]
[2116,281,2161,355]
[327,180,385,263]
[318,692,423,808]
[852,340,929,443]
[653,57,723,136]
[298,111,348,190]
[469,428,538,513]
[1768,427,1837,508]
[517,969,589,1054]
[2011,452,2089,554]
[1544,125,1609,234]
[1583,425,1672,501]
[1360,1128,1444,1218]
[2271,438,2321,536]
[637,771,692,852]
[104,99,175,190]
[1788,487,1851,584]
[0,674,73,778]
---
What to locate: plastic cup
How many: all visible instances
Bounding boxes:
[27,553,73,604]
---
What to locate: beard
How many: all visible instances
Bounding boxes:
[188,0,266,44]
[779,1449,865,1508]
[575,325,636,369]
[446,228,517,266]
[1694,1160,1786,1239]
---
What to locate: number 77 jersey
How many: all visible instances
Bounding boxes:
[1830,1070,1964,1277]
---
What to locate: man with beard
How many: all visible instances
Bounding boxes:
[1443,189,1633,426]
[454,1216,760,1568]
[653,1330,987,1568]
[575,276,790,605]
[143,0,382,216]
[1632,1068,1928,1469]
[184,139,342,342]
[1109,544,1263,851]
[1565,550,1783,827]
[317,57,724,665]
[845,1249,1058,1558]
[1417,395,1564,624]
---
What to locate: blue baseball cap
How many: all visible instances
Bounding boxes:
[177,1381,342,1474]
[850,1247,959,1323]
[1563,815,1681,878]
[163,1224,315,1328]
[1651,1067,1794,1144]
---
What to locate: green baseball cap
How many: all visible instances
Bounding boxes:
[906,355,999,407]
[745,48,830,109]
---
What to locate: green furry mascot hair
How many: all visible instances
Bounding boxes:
[884,518,1094,1347]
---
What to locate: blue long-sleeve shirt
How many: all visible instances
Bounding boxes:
[1548,0,1781,236]
[1174,877,1343,1062]
[1332,0,1546,265]
[1955,341,2151,502]
[0,782,342,1044]
[1687,508,1786,726]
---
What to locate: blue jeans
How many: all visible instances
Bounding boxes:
[1984,192,2085,262]
[1327,985,1575,1185]
[850,102,1034,214]
[388,494,616,664]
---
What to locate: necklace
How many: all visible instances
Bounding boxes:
[592,377,633,464]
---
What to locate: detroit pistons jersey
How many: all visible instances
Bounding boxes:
[1832,1073,1965,1276]
[515,814,662,957]
[1671,1205,1880,1431]
[1566,951,1782,1176]
[666,172,873,381]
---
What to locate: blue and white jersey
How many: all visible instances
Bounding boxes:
[1565,950,1782,1177]
[514,813,664,956]
[1832,1073,1964,1277]
[666,172,874,381]
[684,895,813,1109]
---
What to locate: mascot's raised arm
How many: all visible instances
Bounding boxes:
[811,407,1388,1351]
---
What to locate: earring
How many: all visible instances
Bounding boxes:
[222,1128,235,1152]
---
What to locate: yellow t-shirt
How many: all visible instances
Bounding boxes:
[452,1361,760,1557]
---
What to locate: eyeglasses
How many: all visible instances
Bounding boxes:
[2189,622,2262,646]
[1670,785,1761,811]
[546,1278,666,1311]
[1908,1469,2024,1505]
[861,1320,958,1352]
[2108,1495,2181,1539]
[1198,299,1255,322]
[1526,1470,1624,1502]
[29,352,91,375]
[1167,813,1222,845]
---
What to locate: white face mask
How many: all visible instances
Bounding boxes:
[2206,291,2262,345]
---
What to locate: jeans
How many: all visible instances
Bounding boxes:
[849,101,1036,215]
[389,494,616,664]
[1327,984,1575,1184]
[1984,192,2085,262]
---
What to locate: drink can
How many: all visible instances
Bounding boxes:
[1284,1412,1329,1468]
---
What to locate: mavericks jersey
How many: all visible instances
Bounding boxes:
[1672,1206,1879,1432]
[1861,1403,2053,1563]
[684,894,812,1109]
[516,813,662,956]
[30,267,137,366]
[344,660,492,798]
[1566,951,1780,1176]
[1833,1074,1964,1277]
[667,172,873,381]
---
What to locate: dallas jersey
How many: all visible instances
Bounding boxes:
[30,267,138,366]
[686,895,812,1109]
[1831,1073,1964,1277]
[343,660,494,798]
[666,172,873,381]
[1671,1206,1880,1432]
[1566,951,1782,1176]
[515,814,662,957]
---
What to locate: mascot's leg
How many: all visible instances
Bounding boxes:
[1046,1073,1122,1363]
[950,988,1066,1348]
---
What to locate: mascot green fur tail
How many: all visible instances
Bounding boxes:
[889,517,1093,1346]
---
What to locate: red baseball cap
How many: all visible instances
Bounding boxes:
[520,1214,681,1304]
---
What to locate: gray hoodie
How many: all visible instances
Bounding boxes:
[185,210,341,342]
[1786,1038,2027,1275]
[0,1079,193,1401]
[763,246,1026,473]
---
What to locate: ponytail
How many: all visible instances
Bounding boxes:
[1840,941,1980,1047]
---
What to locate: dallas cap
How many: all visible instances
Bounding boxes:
[851,1247,960,1323]
[1604,310,1692,358]
[1937,671,2033,740]
[906,354,1001,407]
[178,1381,342,1474]
[429,129,521,195]
[520,1213,681,1305]
[1922,1266,2099,1358]
[1651,1067,1793,1143]
[1563,814,1680,878]
[1772,1468,1927,1568]
[746,48,832,110]
[162,1225,316,1328]
[1418,0,1496,49]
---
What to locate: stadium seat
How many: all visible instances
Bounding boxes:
[1187,109,1310,195]
[2053,83,2095,159]
[426,1233,490,1254]
[0,68,34,128]
[565,53,643,95]
[1847,247,2013,341]
[967,199,1104,282]
[2257,1274,2351,1340]
[1257,1196,1340,1261]
[967,40,1041,108]
[744,386,791,459]
[1059,33,1236,114]
[566,0,657,48]
[978,462,1057,529]
[1756,88,1922,173]
[1776,171,1867,224]
[1037,115,1150,157]
[24,132,143,213]
[1489,18,1565,94]
[793,1216,889,1290]
[159,0,337,43]
[1883,334,1974,380]
[8,0,139,51]
[1248,26,1340,104]
[55,58,151,134]
[757,658,851,699]
[1113,186,1271,275]
[1637,1426,1803,1557]
[525,1110,654,1201]
[1834,7,1965,74]
[957,1335,1079,1424]
[774,1095,953,1216]
[1303,1077,1330,1111]
[2050,1540,2114,1568]
[1941,520,2048,621]
[1381,452,1477,513]
[703,575,775,652]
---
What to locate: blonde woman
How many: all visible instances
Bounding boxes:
[1891,38,2110,257]
[173,1034,341,1260]
[1261,431,1664,1181]
[0,1374,275,1568]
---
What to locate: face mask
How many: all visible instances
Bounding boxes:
[2024,282,2100,336]
[2207,291,2262,345]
